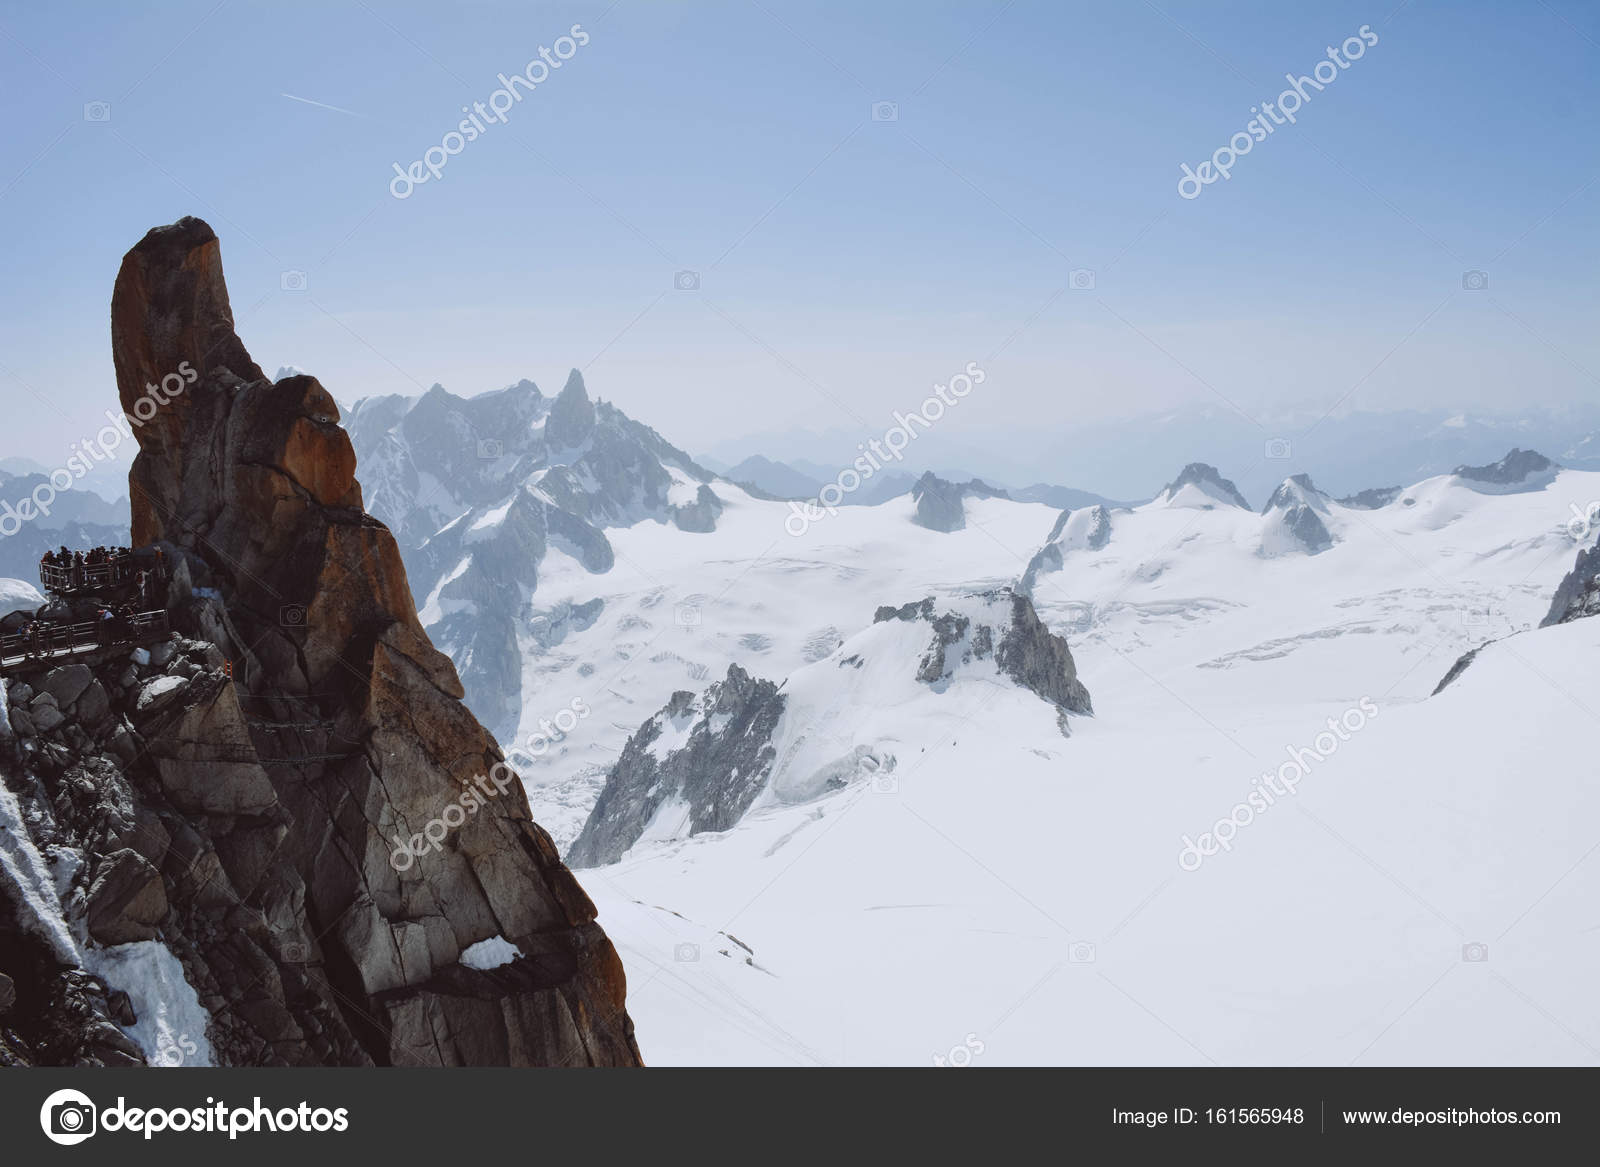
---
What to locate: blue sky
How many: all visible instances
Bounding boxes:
[1,0,1596,477]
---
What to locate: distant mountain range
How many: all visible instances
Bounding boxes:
[0,466,129,580]
[704,452,1130,511]
[696,405,1600,502]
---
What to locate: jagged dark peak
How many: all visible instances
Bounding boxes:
[566,663,787,868]
[1262,473,1331,515]
[875,587,1091,723]
[545,369,596,449]
[1159,462,1251,509]
[910,472,1009,532]
[1019,504,1112,594]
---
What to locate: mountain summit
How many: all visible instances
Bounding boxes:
[1158,463,1251,510]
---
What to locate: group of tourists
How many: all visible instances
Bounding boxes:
[38,545,138,594]
[2,544,170,668]
[5,602,147,663]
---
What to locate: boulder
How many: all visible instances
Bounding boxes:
[43,664,95,708]
[135,674,189,715]
[29,692,65,733]
[86,849,169,944]
[74,680,111,727]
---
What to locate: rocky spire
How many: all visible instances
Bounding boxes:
[545,368,596,448]
[102,217,640,1065]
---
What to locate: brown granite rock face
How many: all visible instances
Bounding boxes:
[108,217,641,1066]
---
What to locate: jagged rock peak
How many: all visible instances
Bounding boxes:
[1262,474,1331,515]
[97,218,640,1066]
[1448,448,1559,496]
[873,588,1092,720]
[910,472,1008,532]
[1454,448,1556,485]
[566,664,786,869]
[1019,505,1111,596]
[1159,463,1251,510]
[1542,544,1600,627]
[546,368,596,449]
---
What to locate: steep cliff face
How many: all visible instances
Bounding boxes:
[1541,544,1600,627]
[0,217,640,1066]
[566,665,786,869]
[909,472,1008,532]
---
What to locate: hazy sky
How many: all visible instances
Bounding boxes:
[2,0,1597,479]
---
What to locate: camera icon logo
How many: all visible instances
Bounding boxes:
[477,437,505,459]
[674,601,701,627]
[1462,269,1489,291]
[872,101,899,122]
[40,1088,98,1146]
[280,604,307,627]
[1264,437,1292,460]
[674,942,700,963]
[1068,941,1097,963]
[1461,942,1489,962]
[869,772,899,795]
[83,101,112,123]
[280,269,308,292]
[1566,501,1600,541]
[1069,268,1096,291]
[674,270,700,291]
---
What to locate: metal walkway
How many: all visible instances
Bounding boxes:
[0,611,171,674]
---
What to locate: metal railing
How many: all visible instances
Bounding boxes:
[0,610,170,672]
[38,553,139,596]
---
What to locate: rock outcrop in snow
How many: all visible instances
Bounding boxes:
[1259,474,1336,556]
[874,590,1093,721]
[566,665,786,868]
[1158,463,1251,510]
[1452,448,1559,494]
[1020,505,1111,595]
[1337,485,1403,510]
[1541,544,1600,627]
[910,472,1008,532]
[568,588,1091,867]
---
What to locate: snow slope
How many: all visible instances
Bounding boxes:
[495,458,1598,1065]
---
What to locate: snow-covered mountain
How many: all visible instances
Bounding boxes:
[1157,462,1253,510]
[333,393,1600,1065]
[1259,473,1337,556]
[344,370,725,737]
